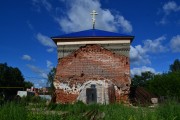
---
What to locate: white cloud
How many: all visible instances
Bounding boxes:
[30,80,46,88]
[159,1,180,25]
[47,48,54,53]
[41,0,52,11]
[46,60,53,69]
[27,64,48,79]
[130,45,150,65]
[55,0,132,33]
[22,55,32,61]
[36,33,56,48]
[34,83,41,88]
[32,0,41,12]
[170,35,180,52]
[131,66,156,76]
[36,33,56,53]
[32,0,52,12]
[130,36,167,65]
[163,1,180,15]
[143,36,167,53]
[117,16,132,33]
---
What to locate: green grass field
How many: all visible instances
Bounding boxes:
[0,98,180,120]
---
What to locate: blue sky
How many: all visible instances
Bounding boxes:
[0,0,180,88]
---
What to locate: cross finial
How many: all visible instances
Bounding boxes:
[90,10,98,29]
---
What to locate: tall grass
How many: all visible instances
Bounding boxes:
[0,99,180,120]
[156,100,180,120]
[0,102,27,120]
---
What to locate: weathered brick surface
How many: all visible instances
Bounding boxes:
[115,90,129,103]
[54,44,131,103]
[54,89,78,104]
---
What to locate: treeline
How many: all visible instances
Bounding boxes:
[132,59,180,98]
[0,63,33,100]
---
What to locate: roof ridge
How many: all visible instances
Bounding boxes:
[51,29,133,38]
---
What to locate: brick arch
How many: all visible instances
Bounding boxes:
[77,79,114,104]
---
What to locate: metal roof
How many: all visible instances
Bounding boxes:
[52,29,134,38]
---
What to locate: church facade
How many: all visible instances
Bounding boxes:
[51,29,134,104]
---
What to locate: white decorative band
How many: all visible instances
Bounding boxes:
[57,40,130,45]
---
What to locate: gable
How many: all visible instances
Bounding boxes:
[55,44,130,86]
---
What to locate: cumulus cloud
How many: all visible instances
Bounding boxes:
[130,36,167,65]
[170,35,180,52]
[55,0,132,33]
[117,16,132,33]
[46,60,53,69]
[130,45,150,65]
[36,33,56,53]
[143,36,168,53]
[131,66,156,76]
[27,64,48,79]
[22,55,32,61]
[159,1,180,24]
[36,33,56,47]
[163,1,180,15]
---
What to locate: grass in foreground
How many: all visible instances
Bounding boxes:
[0,99,180,120]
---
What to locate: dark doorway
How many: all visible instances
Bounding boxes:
[108,85,116,103]
[86,88,97,104]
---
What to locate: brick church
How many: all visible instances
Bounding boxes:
[51,11,134,104]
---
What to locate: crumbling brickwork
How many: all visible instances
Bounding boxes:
[54,44,131,104]
[54,89,78,104]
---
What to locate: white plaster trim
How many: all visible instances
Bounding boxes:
[77,80,111,104]
[57,40,130,45]
[78,80,108,91]
[53,80,111,94]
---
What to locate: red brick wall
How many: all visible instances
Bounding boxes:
[54,89,78,104]
[56,45,129,83]
[54,44,130,103]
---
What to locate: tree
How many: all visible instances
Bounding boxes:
[47,67,56,90]
[144,59,180,98]
[131,71,154,87]
[0,63,25,100]
[23,81,34,90]
[146,72,180,97]
[170,59,180,72]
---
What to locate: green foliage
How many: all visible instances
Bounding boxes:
[0,63,34,100]
[170,59,180,72]
[1,100,180,120]
[48,101,87,113]
[0,102,27,120]
[146,72,180,97]
[0,63,25,100]
[27,113,60,120]
[0,63,24,87]
[47,67,56,91]
[20,96,46,105]
[23,81,34,90]
[156,99,180,120]
[132,71,154,87]
[132,59,180,98]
